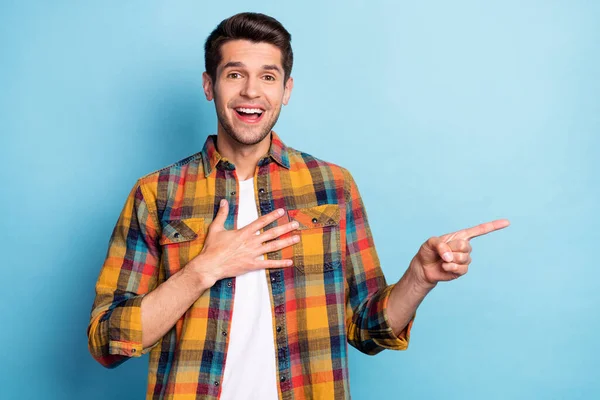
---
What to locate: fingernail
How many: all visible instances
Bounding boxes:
[291,221,299,229]
[220,199,226,207]
[286,260,293,266]
[293,235,300,242]
[277,208,285,216]
[442,252,453,262]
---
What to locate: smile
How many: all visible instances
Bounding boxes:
[234,107,265,123]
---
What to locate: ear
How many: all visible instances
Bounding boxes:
[202,72,214,101]
[282,76,294,106]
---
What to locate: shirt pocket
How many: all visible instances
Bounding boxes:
[159,217,206,277]
[287,204,342,274]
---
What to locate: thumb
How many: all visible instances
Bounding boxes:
[422,237,453,263]
[210,199,229,232]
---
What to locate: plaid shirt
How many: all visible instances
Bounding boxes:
[87,131,415,399]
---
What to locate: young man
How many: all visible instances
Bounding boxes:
[87,12,509,400]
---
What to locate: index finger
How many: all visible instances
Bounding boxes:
[242,208,286,234]
[459,219,511,240]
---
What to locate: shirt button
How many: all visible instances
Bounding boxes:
[271,276,276,282]
[214,381,220,387]
[227,281,232,287]
[173,232,180,238]
[312,218,318,223]
[280,376,286,382]
[276,326,282,333]
[259,188,265,194]
[222,331,227,337]
[230,191,236,196]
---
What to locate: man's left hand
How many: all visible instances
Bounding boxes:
[410,219,511,288]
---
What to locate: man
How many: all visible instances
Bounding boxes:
[87,12,509,400]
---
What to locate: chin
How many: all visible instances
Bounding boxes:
[228,126,271,146]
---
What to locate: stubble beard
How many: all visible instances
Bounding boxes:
[215,94,283,146]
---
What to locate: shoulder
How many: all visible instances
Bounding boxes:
[137,150,203,183]
[130,151,203,203]
[286,145,354,180]
[286,145,360,203]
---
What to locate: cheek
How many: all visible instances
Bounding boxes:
[216,96,233,116]
[265,87,285,105]
[214,85,236,109]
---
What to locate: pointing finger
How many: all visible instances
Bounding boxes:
[462,219,510,239]
[443,219,510,241]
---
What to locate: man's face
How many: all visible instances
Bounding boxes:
[203,39,293,146]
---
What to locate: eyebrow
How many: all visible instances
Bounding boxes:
[262,64,282,74]
[221,61,282,74]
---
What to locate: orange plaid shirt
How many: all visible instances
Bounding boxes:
[87,131,414,399]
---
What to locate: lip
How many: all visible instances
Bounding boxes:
[233,107,265,124]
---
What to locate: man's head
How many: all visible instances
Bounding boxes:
[202,12,294,146]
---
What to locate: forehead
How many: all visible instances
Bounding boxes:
[218,40,283,70]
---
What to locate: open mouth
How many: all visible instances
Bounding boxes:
[234,107,265,123]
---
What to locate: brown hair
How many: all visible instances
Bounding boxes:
[204,12,293,84]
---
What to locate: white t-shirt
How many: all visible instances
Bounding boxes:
[219,177,278,400]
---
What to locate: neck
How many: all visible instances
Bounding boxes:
[215,126,271,181]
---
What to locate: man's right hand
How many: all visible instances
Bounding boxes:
[187,199,300,287]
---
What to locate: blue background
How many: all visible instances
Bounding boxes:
[1,1,598,399]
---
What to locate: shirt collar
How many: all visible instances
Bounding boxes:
[201,130,291,177]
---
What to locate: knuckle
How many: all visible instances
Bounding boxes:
[258,230,273,242]
[270,241,281,252]
[262,241,274,253]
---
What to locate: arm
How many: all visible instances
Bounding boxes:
[386,264,435,336]
[139,263,213,348]
[87,179,219,367]
[87,179,218,367]
[343,169,416,355]
[87,180,162,368]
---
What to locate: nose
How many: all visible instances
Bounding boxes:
[240,76,260,99]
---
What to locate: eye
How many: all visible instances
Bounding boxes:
[263,75,276,81]
[227,72,242,79]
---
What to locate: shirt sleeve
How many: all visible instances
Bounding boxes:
[342,168,416,355]
[87,179,162,368]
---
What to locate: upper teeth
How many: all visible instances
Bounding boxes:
[236,108,263,114]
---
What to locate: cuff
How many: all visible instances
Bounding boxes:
[107,295,145,358]
[369,284,416,351]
